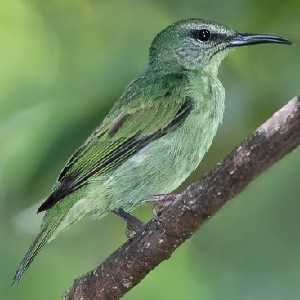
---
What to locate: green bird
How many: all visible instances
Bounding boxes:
[14,18,290,283]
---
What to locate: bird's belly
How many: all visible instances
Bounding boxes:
[103,108,221,211]
[162,109,221,187]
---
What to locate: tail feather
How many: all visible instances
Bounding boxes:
[13,223,57,284]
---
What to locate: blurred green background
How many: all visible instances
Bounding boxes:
[1,0,299,299]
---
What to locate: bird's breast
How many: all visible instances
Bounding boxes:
[166,75,225,178]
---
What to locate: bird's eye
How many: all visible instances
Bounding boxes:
[191,29,211,42]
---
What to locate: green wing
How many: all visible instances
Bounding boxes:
[38,95,193,212]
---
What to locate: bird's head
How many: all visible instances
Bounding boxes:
[149,19,291,74]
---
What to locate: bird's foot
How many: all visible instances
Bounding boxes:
[152,193,177,217]
[113,208,144,239]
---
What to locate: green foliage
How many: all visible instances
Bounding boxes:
[1,1,299,299]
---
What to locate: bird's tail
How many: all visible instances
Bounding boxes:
[13,220,60,284]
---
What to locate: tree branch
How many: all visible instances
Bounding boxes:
[65,96,300,300]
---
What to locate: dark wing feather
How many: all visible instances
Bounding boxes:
[38,97,193,212]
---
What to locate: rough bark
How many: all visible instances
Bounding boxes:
[65,96,300,300]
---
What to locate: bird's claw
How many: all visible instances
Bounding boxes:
[152,193,177,217]
[113,208,144,238]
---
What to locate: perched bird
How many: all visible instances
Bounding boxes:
[14,18,291,283]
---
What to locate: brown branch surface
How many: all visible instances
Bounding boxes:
[65,96,300,300]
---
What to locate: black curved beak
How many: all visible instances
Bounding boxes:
[229,33,292,47]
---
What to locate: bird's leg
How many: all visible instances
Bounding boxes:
[113,208,144,238]
[152,193,177,217]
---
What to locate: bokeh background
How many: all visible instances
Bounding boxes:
[1,1,299,299]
